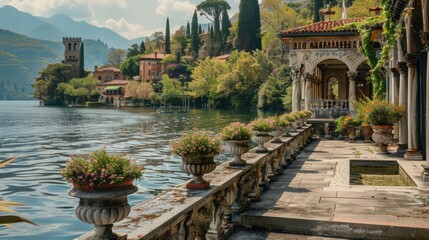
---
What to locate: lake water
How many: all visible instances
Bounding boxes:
[0,101,259,239]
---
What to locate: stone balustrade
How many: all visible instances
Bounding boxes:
[310,99,349,119]
[76,125,314,240]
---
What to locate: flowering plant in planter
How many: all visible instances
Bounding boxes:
[248,118,276,132]
[334,115,360,132]
[290,112,301,120]
[171,129,222,157]
[298,111,308,119]
[301,110,312,118]
[367,102,405,125]
[61,148,143,190]
[282,114,296,122]
[219,122,252,140]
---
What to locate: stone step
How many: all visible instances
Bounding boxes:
[240,210,429,240]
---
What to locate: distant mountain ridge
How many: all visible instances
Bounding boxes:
[0,29,112,100]
[0,5,146,49]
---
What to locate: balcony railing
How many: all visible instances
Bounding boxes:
[310,99,350,119]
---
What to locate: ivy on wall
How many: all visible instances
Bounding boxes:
[336,0,399,97]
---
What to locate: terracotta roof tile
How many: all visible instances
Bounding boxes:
[139,52,165,60]
[97,67,120,71]
[280,18,365,35]
[99,80,129,86]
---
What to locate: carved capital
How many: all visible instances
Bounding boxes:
[397,62,408,74]
[304,73,314,81]
[421,31,429,51]
[290,66,301,80]
[405,53,419,68]
[347,71,358,81]
[390,68,399,78]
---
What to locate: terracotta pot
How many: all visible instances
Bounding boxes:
[224,140,250,167]
[251,131,272,153]
[361,125,373,142]
[180,155,217,189]
[371,125,394,153]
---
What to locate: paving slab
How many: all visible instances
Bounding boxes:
[237,140,429,240]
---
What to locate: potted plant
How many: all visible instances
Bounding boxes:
[220,122,253,167]
[298,110,311,126]
[248,118,275,153]
[171,129,222,189]
[61,148,142,240]
[352,97,375,142]
[268,116,285,144]
[334,116,348,140]
[343,115,361,141]
[367,102,405,153]
[290,112,302,129]
[282,114,296,134]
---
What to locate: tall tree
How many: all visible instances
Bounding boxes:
[313,0,324,22]
[197,0,231,37]
[165,17,171,54]
[139,40,146,54]
[186,21,191,37]
[79,42,85,78]
[199,24,203,34]
[127,43,140,58]
[107,49,126,68]
[191,10,200,58]
[237,0,262,52]
[221,8,231,50]
[120,56,140,79]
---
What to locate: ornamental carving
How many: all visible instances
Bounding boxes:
[397,62,408,74]
[347,71,358,81]
[405,53,419,68]
[421,31,429,50]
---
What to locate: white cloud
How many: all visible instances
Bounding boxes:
[155,0,195,17]
[105,18,151,39]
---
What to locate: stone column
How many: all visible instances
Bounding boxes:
[421,0,429,163]
[291,67,301,112]
[397,62,408,152]
[391,67,400,139]
[404,53,422,160]
[347,71,357,113]
[304,73,313,110]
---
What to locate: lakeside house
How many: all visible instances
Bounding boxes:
[93,66,125,83]
[97,79,128,105]
[138,52,165,83]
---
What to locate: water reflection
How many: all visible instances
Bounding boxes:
[0,101,259,239]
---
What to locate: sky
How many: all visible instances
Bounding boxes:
[0,0,242,40]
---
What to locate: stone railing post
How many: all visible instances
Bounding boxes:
[347,71,358,113]
[291,67,302,112]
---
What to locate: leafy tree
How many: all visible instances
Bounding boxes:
[165,64,192,83]
[191,10,201,59]
[172,26,188,63]
[107,49,126,68]
[79,42,85,78]
[162,54,177,65]
[160,75,184,95]
[144,38,155,54]
[165,18,171,54]
[137,82,155,99]
[152,31,165,51]
[57,76,100,103]
[120,56,140,79]
[33,63,73,103]
[197,0,231,37]
[139,40,146,54]
[257,65,292,111]
[237,0,262,52]
[127,43,140,58]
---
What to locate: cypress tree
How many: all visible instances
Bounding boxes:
[313,0,324,23]
[165,17,171,54]
[79,42,85,78]
[237,0,261,52]
[186,21,191,37]
[199,24,202,34]
[191,10,200,57]
[221,8,231,44]
[139,40,146,54]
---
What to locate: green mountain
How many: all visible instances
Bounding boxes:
[0,29,111,100]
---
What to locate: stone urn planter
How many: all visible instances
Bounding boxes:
[290,121,297,132]
[224,140,250,167]
[180,155,217,189]
[282,124,292,137]
[371,125,394,153]
[68,184,138,240]
[251,131,272,153]
[271,126,284,143]
[361,125,373,142]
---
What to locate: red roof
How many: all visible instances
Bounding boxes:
[99,80,128,86]
[280,18,365,35]
[96,67,120,72]
[139,52,165,60]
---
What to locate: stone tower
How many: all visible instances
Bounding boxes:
[63,37,82,78]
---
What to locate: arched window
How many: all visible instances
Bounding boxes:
[68,43,72,51]
[74,43,77,51]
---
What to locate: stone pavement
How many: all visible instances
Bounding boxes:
[236,140,429,239]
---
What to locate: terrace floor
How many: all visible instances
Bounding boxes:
[231,140,429,239]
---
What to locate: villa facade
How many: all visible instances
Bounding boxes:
[93,66,125,83]
[139,52,165,83]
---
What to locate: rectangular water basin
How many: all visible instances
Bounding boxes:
[350,160,416,187]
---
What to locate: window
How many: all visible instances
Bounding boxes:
[98,76,102,80]
[74,43,77,51]
[156,62,160,65]
[148,62,152,65]
[156,71,160,76]
[68,43,71,51]
[148,70,151,76]
[114,75,119,80]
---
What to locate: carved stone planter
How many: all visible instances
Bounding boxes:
[372,125,394,153]
[251,131,272,153]
[348,126,357,142]
[271,126,284,143]
[290,121,297,132]
[180,155,217,189]
[224,140,250,167]
[68,185,138,240]
[282,124,292,137]
[296,119,303,129]
[361,125,373,142]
